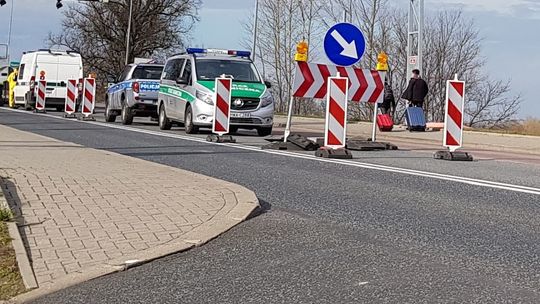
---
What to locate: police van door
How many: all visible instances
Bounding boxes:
[176,58,192,122]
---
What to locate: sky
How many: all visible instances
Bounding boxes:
[0,0,538,118]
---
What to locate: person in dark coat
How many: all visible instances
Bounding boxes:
[401,69,429,108]
[381,80,395,115]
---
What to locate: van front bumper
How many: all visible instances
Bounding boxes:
[192,102,274,128]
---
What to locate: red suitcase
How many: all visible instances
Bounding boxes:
[377,114,394,131]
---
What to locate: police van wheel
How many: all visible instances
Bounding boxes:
[121,103,134,125]
[159,105,172,130]
[184,106,199,134]
[104,101,117,123]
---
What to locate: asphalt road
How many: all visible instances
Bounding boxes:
[1,108,540,303]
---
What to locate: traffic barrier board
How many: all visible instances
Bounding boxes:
[444,79,465,151]
[65,79,77,115]
[324,76,349,149]
[292,62,384,103]
[35,80,46,112]
[212,77,232,136]
[82,78,96,117]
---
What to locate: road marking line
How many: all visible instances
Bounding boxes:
[2,108,540,196]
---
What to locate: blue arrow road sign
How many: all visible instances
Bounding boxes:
[324,23,366,67]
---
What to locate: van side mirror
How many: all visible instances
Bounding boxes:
[264,80,272,88]
[107,83,114,89]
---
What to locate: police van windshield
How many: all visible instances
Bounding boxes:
[196,59,261,83]
[132,66,163,80]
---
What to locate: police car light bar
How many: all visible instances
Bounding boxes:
[186,48,251,58]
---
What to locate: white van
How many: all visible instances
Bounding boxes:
[14,50,83,111]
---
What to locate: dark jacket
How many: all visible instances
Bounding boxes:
[382,86,395,110]
[401,78,429,102]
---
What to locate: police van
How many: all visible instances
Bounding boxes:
[104,63,163,124]
[13,49,83,111]
[157,48,274,136]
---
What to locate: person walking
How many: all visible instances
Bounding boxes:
[381,79,396,115]
[401,69,428,108]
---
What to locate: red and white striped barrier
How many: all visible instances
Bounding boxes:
[443,78,466,151]
[65,79,77,114]
[82,78,95,116]
[212,77,232,136]
[324,76,349,149]
[293,61,384,103]
[35,80,47,111]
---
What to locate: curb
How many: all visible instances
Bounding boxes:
[6,147,259,303]
[0,185,39,293]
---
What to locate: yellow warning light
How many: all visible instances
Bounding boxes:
[376,51,388,71]
[88,72,97,79]
[294,40,309,62]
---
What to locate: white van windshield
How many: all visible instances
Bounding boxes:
[196,59,261,83]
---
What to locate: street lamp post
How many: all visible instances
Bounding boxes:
[6,0,14,63]
[251,0,258,63]
[125,0,133,65]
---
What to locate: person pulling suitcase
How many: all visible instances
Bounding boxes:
[401,69,429,108]
[401,69,429,132]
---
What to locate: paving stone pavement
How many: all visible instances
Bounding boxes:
[0,124,257,290]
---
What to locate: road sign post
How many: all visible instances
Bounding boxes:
[34,80,46,113]
[434,75,473,161]
[207,76,235,143]
[64,79,77,118]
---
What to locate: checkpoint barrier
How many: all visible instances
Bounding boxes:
[78,77,96,121]
[434,75,473,161]
[34,80,47,113]
[64,79,78,118]
[263,61,397,153]
[207,76,236,143]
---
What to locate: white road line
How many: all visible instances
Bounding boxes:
[2,108,540,196]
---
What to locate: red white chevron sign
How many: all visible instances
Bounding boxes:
[325,76,349,148]
[82,78,96,116]
[443,79,466,151]
[35,80,46,111]
[212,77,232,135]
[292,61,384,103]
[65,79,77,114]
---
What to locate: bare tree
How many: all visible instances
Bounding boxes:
[243,0,325,114]
[465,79,522,128]
[246,1,521,125]
[49,0,200,82]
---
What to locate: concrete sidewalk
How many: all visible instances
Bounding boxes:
[0,125,258,301]
[274,115,540,156]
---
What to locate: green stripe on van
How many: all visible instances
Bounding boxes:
[197,80,266,99]
[159,85,195,102]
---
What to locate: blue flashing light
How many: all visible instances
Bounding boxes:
[186,48,207,54]
[186,48,252,58]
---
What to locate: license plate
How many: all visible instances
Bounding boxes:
[231,112,251,118]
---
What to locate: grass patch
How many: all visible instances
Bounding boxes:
[0,219,26,300]
[0,207,13,222]
[471,119,540,136]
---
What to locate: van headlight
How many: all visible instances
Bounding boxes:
[261,92,274,107]
[196,90,214,105]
